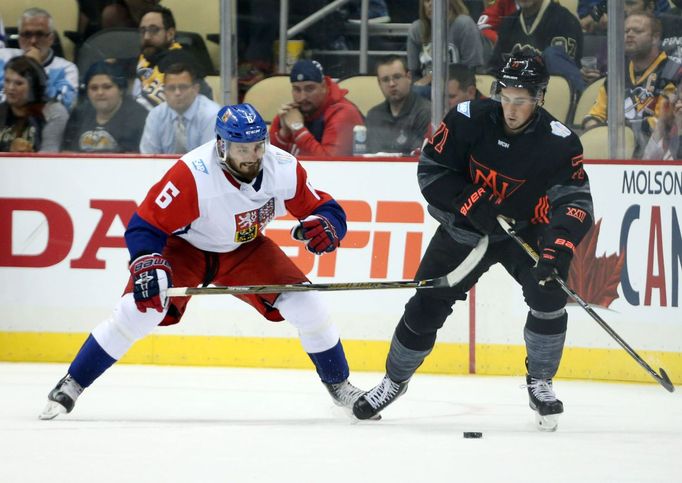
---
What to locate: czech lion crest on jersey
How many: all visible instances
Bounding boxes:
[234,198,276,242]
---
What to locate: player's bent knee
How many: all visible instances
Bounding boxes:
[404,292,454,333]
[274,291,339,353]
[92,294,167,360]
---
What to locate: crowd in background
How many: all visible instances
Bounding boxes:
[0,0,681,159]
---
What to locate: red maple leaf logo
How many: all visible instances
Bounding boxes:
[567,219,625,308]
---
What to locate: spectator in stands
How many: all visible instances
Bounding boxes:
[347,0,391,23]
[133,6,203,110]
[661,1,682,63]
[447,63,485,108]
[408,0,485,99]
[270,59,364,156]
[77,0,161,41]
[643,81,682,160]
[0,56,68,152]
[365,55,431,154]
[583,13,682,157]
[140,62,220,154]
[0,8,78,111]
[62,60,148,153]
[477,0,518,46]
[578,0,669,34]
[488,0,584,93]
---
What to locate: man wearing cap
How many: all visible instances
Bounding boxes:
[270,59,364,156]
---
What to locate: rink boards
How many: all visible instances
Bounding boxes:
[0,155,680,385]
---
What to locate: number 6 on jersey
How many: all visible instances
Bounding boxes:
[155,181,180,208]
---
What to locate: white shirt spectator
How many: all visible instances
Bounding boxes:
[140,94,221,154]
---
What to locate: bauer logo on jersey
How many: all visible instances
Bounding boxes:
[234,198,276,242]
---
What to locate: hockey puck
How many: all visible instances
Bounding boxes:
[463,432,483,439]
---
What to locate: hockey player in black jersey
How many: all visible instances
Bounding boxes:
[353,54,594,431]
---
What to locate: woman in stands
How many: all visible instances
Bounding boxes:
[0,56,68,152]
[62,60,148,153]
[407,0,485,99]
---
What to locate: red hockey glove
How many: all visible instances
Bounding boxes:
[129,253,173,313]
[291,215,340,254]
[532,236,575,287]
[457,185,502,235]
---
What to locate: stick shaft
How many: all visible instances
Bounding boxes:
[497,216,674,392]
[167,280,429,296]
[167,233,489,297]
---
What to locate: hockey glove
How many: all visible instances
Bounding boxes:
[129,253,173,313]
[532,236,575,287]
[457,185,501,235]
[291,215,340,254]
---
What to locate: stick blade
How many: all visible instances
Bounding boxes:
[658,368,675,393]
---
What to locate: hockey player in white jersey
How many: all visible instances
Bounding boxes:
[40,103,366,420]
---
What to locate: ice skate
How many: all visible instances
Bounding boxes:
[324,379,364,409]
[352,374,408,420]
[39,375,83,420]
[524,374,563,432]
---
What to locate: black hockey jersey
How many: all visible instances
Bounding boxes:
[489,0,583,70]
[418,99,593,247]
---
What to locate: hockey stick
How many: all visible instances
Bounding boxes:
[497,215,674,393]
[166,234,489,297]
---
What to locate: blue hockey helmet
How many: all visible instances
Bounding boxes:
[215,103,268,143]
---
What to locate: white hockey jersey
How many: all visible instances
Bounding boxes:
[136,141,336,253]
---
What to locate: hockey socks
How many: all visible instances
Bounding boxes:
[307,340,349,384]
[68,334,117,388]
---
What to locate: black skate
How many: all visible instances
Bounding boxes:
[352,374,408,420]
[39,374,83,420]
[525,374,563,431]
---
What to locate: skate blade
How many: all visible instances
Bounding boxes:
[535,412,559,432]
[38,400,67,420]
[335,404,382,422]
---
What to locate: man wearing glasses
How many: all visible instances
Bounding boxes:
[353,54,594,433]
[0,8,78,110]
[365,55,431,154]
[133,5,198,110]
[140,62,220,154]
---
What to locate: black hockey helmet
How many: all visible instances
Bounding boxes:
[492,53,549,99]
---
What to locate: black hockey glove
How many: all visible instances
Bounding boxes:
[129,253,173,313]
[532,236,575,287]
[456,185,501,235]
[291,215,340,254]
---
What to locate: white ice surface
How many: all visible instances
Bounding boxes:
[1,362,680,483]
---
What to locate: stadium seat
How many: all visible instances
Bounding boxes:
[175,31,217,76]
[75,28,140,80]
[544,75,572,123]
[243,75,292,123]
[475,74,495,98]
[580,125,635,159]
[205,75,222,105]
[160,0,220,71]
[338,75,384,116]
[573,77,605,127]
